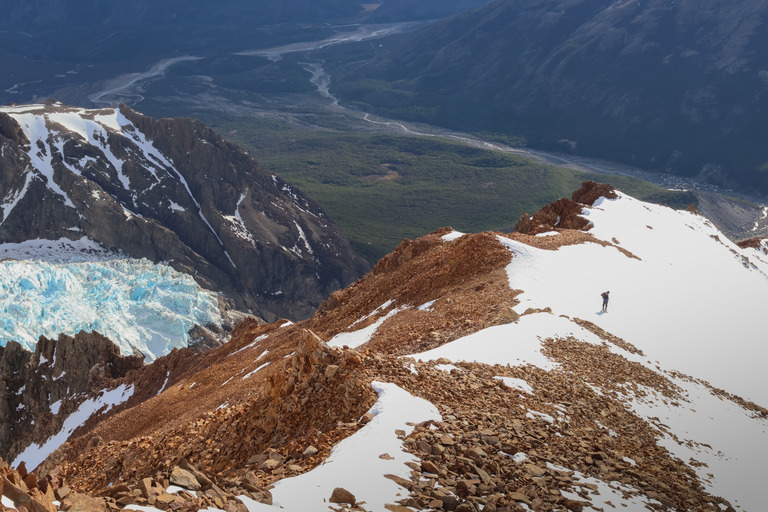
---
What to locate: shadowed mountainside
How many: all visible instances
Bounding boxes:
[331,0,768,197]
[0,103,369,321]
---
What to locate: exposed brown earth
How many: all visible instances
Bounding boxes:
[55,332,377,500]
[515,181,617,236]
[308,228,521,356]
[736,237,767,250]
[15,334,729,512]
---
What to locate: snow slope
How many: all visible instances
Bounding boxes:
[1,103,172,213]
[405,192,768,511]
[7,190,767,512]
[268,381,441,512]
[230,193,765,511]
[500,192,768,406]
[0,237,221,360]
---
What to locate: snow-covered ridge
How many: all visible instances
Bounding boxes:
[0,102,224,241]
[0,238,221,360]
[303,190,768,510]
[498,192,768,405]
[374,193,763,511]
[7,186,766,512]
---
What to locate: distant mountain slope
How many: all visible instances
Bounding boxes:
[0,102,369,322]
[332,0,768,197]
[0,1,493,108]
[0,0,491,30]
[6,182,766,512]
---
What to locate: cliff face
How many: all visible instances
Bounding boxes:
[0,103,370,321]
[0,332,144,463]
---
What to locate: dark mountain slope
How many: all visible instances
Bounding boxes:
[0,103,369,321]
[0,0,491,30]
[332,0,768,197]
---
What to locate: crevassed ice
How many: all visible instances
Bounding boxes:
[0,258,221,360]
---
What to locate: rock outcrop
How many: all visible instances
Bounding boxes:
[515,181,616,235]
[0,332,143,463]
[52,329,377,501]
[736,236,767,251]
[310,227,521,355]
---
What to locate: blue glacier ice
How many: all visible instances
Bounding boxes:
[0,256,222,360]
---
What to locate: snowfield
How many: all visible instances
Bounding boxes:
[268,381,441,512]
[5,187,768,512]
[220,191,768,512]
[500,193,768,406]
[408,192,768,512]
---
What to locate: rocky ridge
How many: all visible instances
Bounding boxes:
[2,182,765,512]
[2,324,741,512]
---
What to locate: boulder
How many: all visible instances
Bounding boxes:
[169,467,201,491]
[329,487,355,505]
[60,492,106,512]
[302,446,318,458]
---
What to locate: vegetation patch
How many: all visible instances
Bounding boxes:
[199,113,697,265]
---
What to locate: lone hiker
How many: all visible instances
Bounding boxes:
[601,291,610,313]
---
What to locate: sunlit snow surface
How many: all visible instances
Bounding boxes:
[0,103,166,219]
[500,193,768,406]
[0,238,220,360]
[328,302,405,349]
[111,193,768,512]
[268,381,441,512]
[406,192,768,512]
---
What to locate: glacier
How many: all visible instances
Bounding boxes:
[0,238,222,360]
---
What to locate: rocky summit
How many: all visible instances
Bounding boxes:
[0,102,369,322]
[2,182,766,512]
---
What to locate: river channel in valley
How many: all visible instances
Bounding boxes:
[87,22,767,211]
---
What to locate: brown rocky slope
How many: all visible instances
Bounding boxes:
[4,182,761,512]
